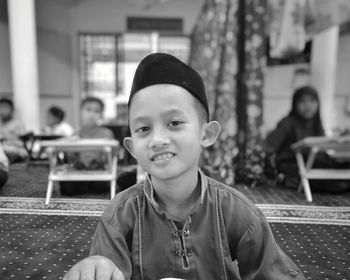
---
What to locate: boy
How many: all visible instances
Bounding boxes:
[0,98,27,163]
[60,97,114,195]
[63,53,305,279]
[44,106,74,137]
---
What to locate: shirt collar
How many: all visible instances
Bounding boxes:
[143,169,208,210]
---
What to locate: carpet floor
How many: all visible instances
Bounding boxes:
[0,164,349,279]
[1,163,350,206]
[0,209,349,280]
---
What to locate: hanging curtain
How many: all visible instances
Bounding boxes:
[305,0,350,36]
[268,0,306,58]
[189,0,238,185]
[268,0,350,59]
[239,0,267,185]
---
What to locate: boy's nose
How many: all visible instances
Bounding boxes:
[149,128,170,149]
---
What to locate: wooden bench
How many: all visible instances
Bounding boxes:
[41,139,119,205]
[291,136,350,202]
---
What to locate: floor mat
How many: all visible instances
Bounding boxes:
[1,197,349,225]
[0,214,98,279]
[1,163,350,206]
[0,213,349,280]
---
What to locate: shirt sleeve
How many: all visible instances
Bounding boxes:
[236,209,305,280]
[89,200,135,280]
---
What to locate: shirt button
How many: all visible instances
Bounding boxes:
[288,270,298,278]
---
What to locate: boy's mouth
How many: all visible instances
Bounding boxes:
[151,152,175,161]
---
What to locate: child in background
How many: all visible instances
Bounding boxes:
[63,53,305,280]
[60,97,114,195]
[0,144,9,190]
[0,98,27,163]
[264,86,350,192]
[44,106,74,137]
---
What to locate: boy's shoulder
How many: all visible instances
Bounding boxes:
[102,174,263,224]
[101,183,144,221]
[205,175,261,218]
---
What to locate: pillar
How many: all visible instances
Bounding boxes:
[8,0,40,131]
[311,26,339,136]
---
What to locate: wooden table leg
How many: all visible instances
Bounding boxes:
[295,151,313,202]
[297,148,318,192]
[45,179,54,205]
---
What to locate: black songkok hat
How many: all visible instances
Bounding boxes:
[128,53,209,117]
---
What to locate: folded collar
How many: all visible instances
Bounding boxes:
[143,169,208,210]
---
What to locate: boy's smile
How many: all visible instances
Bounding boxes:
[125,84,205,182]
[151,151,175,162]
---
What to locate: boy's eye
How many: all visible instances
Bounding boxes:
[135,126,150,133]
[168,120,184,127]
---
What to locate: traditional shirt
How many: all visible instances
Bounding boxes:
[90,170,305,280]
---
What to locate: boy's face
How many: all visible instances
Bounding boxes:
[125,85,210,181]
[47,112,58,127]
[80,101,103,127]
[0,103,13,121]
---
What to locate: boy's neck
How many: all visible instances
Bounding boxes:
[151,168,200,220]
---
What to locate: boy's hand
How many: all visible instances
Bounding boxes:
[63,255,125,280]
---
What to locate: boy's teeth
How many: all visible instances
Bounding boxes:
[154,153,174,161]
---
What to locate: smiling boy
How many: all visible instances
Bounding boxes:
[63,53,305,280]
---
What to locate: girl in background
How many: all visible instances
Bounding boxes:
[264,86,349,192]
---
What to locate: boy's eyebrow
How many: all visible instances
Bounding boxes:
[130,109,186,125]
[131,116,149,125]
[161,108,186,117]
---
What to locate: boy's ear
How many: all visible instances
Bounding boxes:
[123,137,136,158]
[201,121,221,148]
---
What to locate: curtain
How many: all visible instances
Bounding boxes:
[190,0,267,186]
[268,0,350,58]
[239,0,267,185]
[189,0,238,185]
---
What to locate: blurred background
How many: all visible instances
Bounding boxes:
[1,0,350,183]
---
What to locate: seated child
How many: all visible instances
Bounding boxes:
[0,98,27,163]
[60,97,114,195]
[0,144,9,190]
[264,86,350,192]
[43,106,74,137]
[63,53,305,280]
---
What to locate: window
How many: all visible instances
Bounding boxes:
[79,34,117,119]
[79,33,190,121]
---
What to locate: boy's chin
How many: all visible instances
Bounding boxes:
[148,170,180,181]
[148,168,196,181]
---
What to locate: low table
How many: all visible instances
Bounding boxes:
[19,132,62,167]
[291,136,350,202]
[41,139,119,205]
